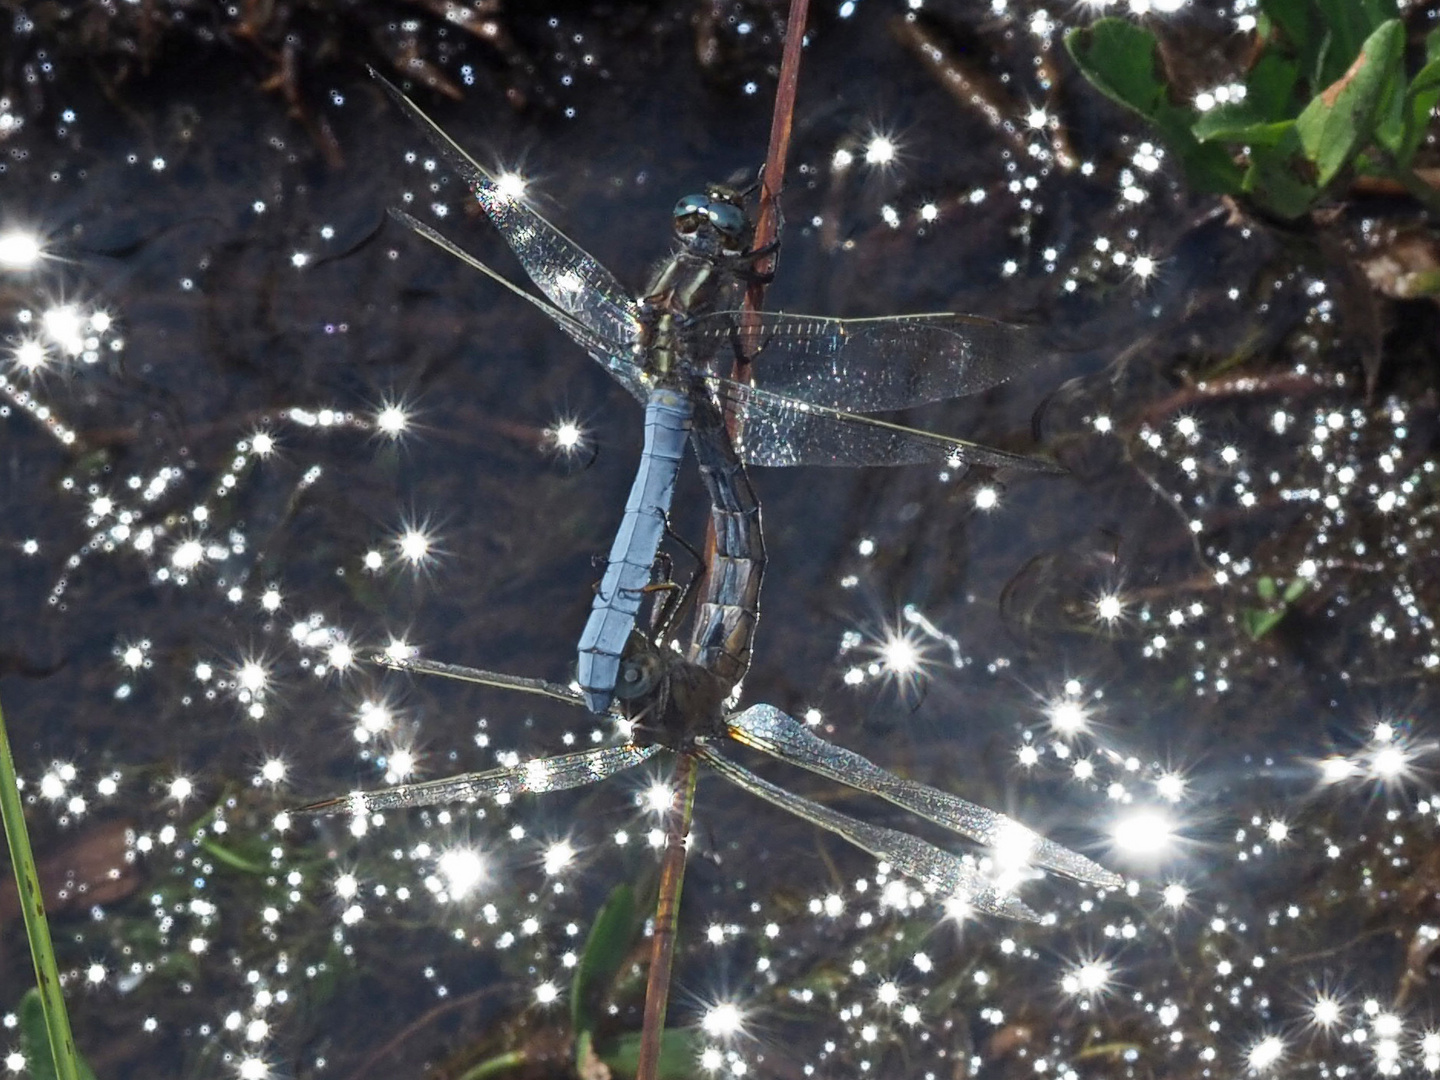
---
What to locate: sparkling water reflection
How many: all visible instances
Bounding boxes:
[2,3,1438,1078]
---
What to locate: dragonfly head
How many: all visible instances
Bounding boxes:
[615,649,665,702]
[619,646,731,750]
[672,186,752,258]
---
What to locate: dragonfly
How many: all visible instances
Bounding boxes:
[374,72,1064,715]
[301,363,1118,919]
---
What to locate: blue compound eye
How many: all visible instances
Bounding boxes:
[705,201,748,240]
[673,194,710,233]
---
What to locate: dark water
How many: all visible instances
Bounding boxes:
[2,3,1439,1078]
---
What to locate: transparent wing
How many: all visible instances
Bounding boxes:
[710,379,1062,472]
[297,744,660,815]
[367,650,591,709]
[391,209,649,401]
[697,745,1039,921]
[375,72,645,355]
[727,705,1120,887]
[683,311,1049,412]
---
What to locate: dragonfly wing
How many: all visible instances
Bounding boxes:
[375,73,646,358]
[698,745,1039,922]
[392,209,649,401]
[728,705,1120,887]
[710,379,1062,472]
[684,311,1050,412]
[297,744,661,814]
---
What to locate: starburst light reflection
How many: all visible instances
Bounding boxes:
[435,847,488,900]
[494,170,528,202]
[700,1000,748,1040]
[542,839,576,876]
[0,228,44,270]
[374,401,411,438]
[394,522,440,568]
[546,416,587,453]
[1061,956,1115,1000]
[863,130,899,167]
[1110,807,1178,861]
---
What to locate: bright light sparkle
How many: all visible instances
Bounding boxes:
[543,839,576,875]
[237,660,269,695]
[171,539,205,570]
[643,782,674,815]
[1319,754,1359,783]
[701,1001,747,1039]
[864,134,897,165]
[549,419,585,451]
[495,171,528,200]
[0,229,43,270]
[396,526,435,565]
[375,404,410,437]
[1062,958,1113,998]
[1155,771,1185,802]
[437,847,488,899]
[1046,697,1090,736]
[878,632,921,676]
[1311,994,1343,1028]
[258,758,287,784]
[1095,592,1125,623]
[1111,808,1175,858]
[1247,1035,1285,1071]
[10,338,48,373]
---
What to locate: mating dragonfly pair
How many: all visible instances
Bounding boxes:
[300,74,1120,919]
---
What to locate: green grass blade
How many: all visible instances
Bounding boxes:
[0,696,83,1080]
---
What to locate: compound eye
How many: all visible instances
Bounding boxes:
[673,194,710,234]
[705,201,748,240]
[614,653,662,700]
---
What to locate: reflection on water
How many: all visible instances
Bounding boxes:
[2,3,1438,1078]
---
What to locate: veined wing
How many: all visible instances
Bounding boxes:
[683,311,1050,412]
[374,71,644,352]
[710,379,1063,472]
[727,705,1120,887]
[392,209,649,401]
[297,744,661,815]
[697,745,1039,922]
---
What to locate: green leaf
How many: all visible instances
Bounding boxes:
[1283,577,1308,603]
[1064,19,1171,118]
[1194,110,1296,147]
[1259,0,1321,83]
[1242,608,1287,640]
[1295,19,1404,186]
[1394,30,1440,166]
[1242,122,1321,218]
[570,883,639,1040]
[1256,577,1278,603]
[17,991,97,1080]
[1248,50,1303,120]
[1314,0,1400,82]
[602,1028,703,1079]
[1065,20,1243,194]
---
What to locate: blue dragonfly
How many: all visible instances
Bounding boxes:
[375,75,1062,714]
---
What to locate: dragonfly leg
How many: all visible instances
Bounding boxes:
[644,514,708,641]
[662,512,707,575]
